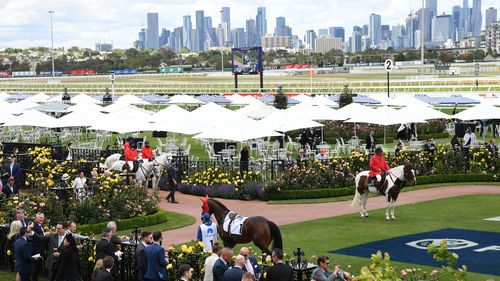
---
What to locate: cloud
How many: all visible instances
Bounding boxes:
[0,0,471,49]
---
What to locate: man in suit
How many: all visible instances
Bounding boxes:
[213,247,233,281]
[6,155,21,190]
[66,221,89,240]
[365,131,376,153]
[43,222,67,281]
[15,209,30,228]
[95,255,115,281]
[2,176,17,197]
[144,231,167,281]
[96,228,118,265]
[14,227,36,281]
[165,159,179,203]
[179,264,193,281]
[266,248,293,281]
[311,255,351,281]
[135,231,152,281]
[31,213,46,281]
[487,139,498,156]
[223,254,246,281]
[239,247,261,279]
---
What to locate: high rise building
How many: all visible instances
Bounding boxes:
[232,28,246,47]
[318,29,329,37]
[204,17,217,48]
[463,0,471,36]
[170,27,183,52]
[483,21,500,51]
[452,5,462,40]
[316,37,342,53]
[246,19,257,47]
[369,13,382,46]
[183,15,193,50]
[471,0,482,36]
[220,7,231,46]
[406,11,418,48]
[261,36,292,49]
[329,27,345,42]
[426,0,438,18]
[485,7,497,28]
[159,28,170,48]
[146,13,159,49]
[381,25,391,41]
[432,14,453,44]
[418,8,433,43]
[256,7,267,45]
[353,25,362,33]
[275,16,286,36]
[305,30,316,52]
[362,24,369,36]
[392,24,405,51]
[138,29,146,49]
[195,10,205,51]
[351,31,362,53]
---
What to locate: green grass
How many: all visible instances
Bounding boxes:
[115,211,195,237]
[267,182,500,204]
[277,195,500,280]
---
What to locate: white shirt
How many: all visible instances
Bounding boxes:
[244,258,255,275]
[463,132,477,147]
[72,177,87,189]
[58,235,65,247]
[203,254,219,281]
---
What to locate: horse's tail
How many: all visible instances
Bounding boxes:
[267,221,283,250]
[351,173,363,207]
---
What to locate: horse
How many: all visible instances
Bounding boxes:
[351,162,416,220]
[201,197,282,256]
[110,154,170,188]
[104,153,122,169]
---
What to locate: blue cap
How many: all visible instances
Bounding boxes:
[202,213,211,222]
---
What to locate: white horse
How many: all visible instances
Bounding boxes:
[110,154,171,188]
[351,162,416,220]
[105,153,122,169]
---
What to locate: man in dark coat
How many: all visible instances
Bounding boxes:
[96,256,115,281]
[266,248,293,281]
[135,231,152,281]
[165,159,179,203]
[14,227,37,281]
[365,131,376,152]
[31,213,46,281]
[223,255,246,281]
[96,228,118,265]
[5,155,21,190]
[144,231,167,281]
[213,247,233,281]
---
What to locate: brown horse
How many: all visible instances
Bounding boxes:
[351,162,416,220]
[201,197,282,255]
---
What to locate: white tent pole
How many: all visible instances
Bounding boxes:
[384,126,387,146]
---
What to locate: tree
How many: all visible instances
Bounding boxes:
[274,85,288,109]
[339,85,353,108]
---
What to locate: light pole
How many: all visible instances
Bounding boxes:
[420,0,424,80]
[49,10,55,79]
[221,49,224,73]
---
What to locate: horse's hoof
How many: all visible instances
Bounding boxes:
[360,214,365,218]
[386,217,390,220]
[391,216,396,220]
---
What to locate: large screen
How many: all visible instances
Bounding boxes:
[231,47,263,75]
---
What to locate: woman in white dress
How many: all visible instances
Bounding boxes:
[72,171,87,200]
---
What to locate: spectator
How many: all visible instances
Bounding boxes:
[213,247,233,281]
[239,145,249,177]
[44,222,68,281]
[311,256,351,281]
[95,256,114,281]
[5,154,21,190]
[179,264,193,281]
[0,160,9,186]
[241,273,255,281]
[463,127,477,148]
[197,213,218,252]
[394,142,403,157]
[15,209,29,228]
[91,259,104,281]
[72,171,87,200]
[265,248,293,281]
[54,234,81,281]
[423,139,437,154]
[350,146,361,154]
[135,231,152,281]
[60,174,72,188]
[14,227,37,281]
[144,231,168,281]
[223,254,246,281]
[2,176,17,197]
[165,159,179,204]
[365,131,376,153]
[296,148,309,163]
[106,221,128,243]
[450,135,461,150]
[8,220,23,250]
[239,247,261,279]
[65,143,73,161]
[31,213,46,281]
[204,243,222,281]
[141,141,154,162]
[95,228,118,267]
[487,139,498,156]
[315,149,328,163]
[66,221,89,240]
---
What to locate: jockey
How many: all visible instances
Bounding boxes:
[197,213,218,252]
[124,140,138,172]
[368,147,390,195]
[141,141,154,163]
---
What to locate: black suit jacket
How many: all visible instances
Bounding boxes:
[54,246,80,281]
[266,263,294,281]
[44,234,65,271]
[135,242,147,281]
[95,238,118,263]
[95,269,114,281]
[14,236,33,275]
[212,258,228,281]
[2,184,16,197]
[365,136,376,150]
[223,266,245,281]
[31,223,45,255]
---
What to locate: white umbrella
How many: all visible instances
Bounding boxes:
[452,104,500,120]
[57,110,107,127]
[259,110,324,132]
[236,104,278,120]
[3,110,60,128]
[193,120,281,142]
[376,95,433,107]
[0,111,14,124]
[335,103,373,120]
[67,102,104,113]
[25,93,50,103]
[117,94,150,105]
[72,93,99,104]
[303,95,338,107]
[167,94,205,105]
[399,105,451,120]
[293,94,313,103]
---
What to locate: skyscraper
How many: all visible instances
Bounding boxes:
[275,16,286,36]
[368,13,381,46]
[138,29,146,49]
[195,10,205,51]
[183,15,193,50]
[485,7,497,28]
[329,27,345,42]
[418,8,433,43]
[351,31,362,53]
[246,19,256,47]
[318,29,329,37]
[232,28,246,48]
[256,7,268,45]
[463,0,471,36]
[406,11,418,48]
[146,13,159,49]
[471,0,482,36]
[220,7,231,46]
[159,28,170,48]
[452,5,462,40]
[432,14,453,44]
[204,17,217,48]
[392,24,405,51]
[305,30,316,52]
[426,0,438,18]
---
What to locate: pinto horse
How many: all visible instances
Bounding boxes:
[201,197,282,255]
[351,162,416,220]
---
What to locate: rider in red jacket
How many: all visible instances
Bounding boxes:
[368,147,390,195]
[141,141,154,162]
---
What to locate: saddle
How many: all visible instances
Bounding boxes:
[368,172,388,194]
[122,161,139,173]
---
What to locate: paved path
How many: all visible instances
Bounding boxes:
[159,185,500,246]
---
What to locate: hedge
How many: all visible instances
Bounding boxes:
[268,174,497,201]
[78,208,168,235]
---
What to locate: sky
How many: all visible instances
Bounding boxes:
[0,0,498,49]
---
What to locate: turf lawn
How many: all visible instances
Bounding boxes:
[273,194,500,280]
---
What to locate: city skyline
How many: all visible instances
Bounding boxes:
[1,0,499,49]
